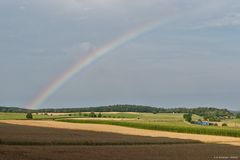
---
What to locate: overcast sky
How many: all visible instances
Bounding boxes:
[1,0,240,110]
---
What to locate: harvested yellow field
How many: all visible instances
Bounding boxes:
[1,120,240,146]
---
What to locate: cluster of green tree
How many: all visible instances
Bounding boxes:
[167,107,233,119]
[26,112,33,119]
[193,108,232,122]
[202,115,221,122]
[38,104,159,113]
[183,113,192,122]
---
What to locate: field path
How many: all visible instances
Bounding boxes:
[1,120,240,146]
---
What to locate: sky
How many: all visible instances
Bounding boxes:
[1,0,240,110]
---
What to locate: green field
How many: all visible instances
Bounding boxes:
[0,112,26,120]
[101,113,139,118]
[0,112,70,120]
[137,113,202,122]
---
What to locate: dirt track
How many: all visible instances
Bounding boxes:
[1,120,240,146]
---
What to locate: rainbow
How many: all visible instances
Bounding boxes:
[27,20,164,109]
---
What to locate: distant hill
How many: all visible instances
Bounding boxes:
[0,104,234,119]
[231,110,240,114]
[0,106,31,113]
[38,104,159,113]
[38,104,233,119]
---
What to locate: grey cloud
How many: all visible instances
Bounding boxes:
[197,13,240,29]
[1,0,240,109]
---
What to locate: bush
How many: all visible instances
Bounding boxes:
[222,123,228,127]
[152,110,158,114]
[98,112,102,118]
[89,112,96,117]
[26,113,33,119]
[183,113,192,122]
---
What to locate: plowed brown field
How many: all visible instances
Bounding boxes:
[1,120,240,146]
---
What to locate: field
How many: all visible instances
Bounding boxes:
[1,112,240,137]
[59,113,240,137]
[0,112,27,120]
[0,112,138,120]
[1,120,240,160]
[0,121,199,145]
[0,112,240,160]
[222,118,240,128]
[2,120,240,146]
[59,120,240,138]
[0,112,69,120]
[1,144,240,160]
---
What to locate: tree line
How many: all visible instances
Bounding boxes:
[0,104,235,119]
